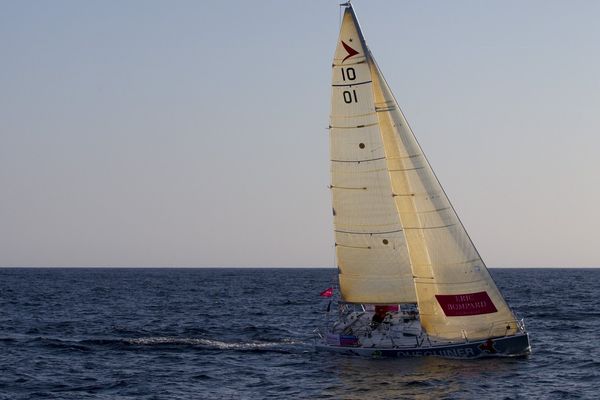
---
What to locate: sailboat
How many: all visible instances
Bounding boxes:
[314,2,531,358]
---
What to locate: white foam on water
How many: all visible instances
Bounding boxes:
[124,337,305,349]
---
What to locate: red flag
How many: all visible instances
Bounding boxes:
[319,287,333,297]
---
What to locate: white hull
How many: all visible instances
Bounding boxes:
[315,332,531,359]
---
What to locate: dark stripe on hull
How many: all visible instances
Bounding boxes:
[316,333,531,359]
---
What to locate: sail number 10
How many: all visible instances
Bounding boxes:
[341,67,356,81]
[341,67,358,104]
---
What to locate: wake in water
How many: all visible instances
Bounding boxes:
[18,335,310,353]
[122,336,306,350]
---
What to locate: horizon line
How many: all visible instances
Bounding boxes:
[0,265,598,269]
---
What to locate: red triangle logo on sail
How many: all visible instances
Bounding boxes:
[341,41,359,62]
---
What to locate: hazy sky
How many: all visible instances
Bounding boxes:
[1,1,599,267]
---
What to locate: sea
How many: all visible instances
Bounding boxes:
[0,268,598,400]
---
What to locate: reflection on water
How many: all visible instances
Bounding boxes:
[319,355,528,399]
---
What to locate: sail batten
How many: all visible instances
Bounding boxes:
[335,229,404,235]
[330,122,379,129]
[331,157,386,163]
[332,80,372,87]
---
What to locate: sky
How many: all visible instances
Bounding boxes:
[1,1,599,267]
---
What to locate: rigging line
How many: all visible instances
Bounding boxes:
[335,228,403,235]
[332,80,372,87]
[331,156,386,163]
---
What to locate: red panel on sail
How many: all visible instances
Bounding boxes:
[435,291,497,316]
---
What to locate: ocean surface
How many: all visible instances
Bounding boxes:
[0,268,598,399]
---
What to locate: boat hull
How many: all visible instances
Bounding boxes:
[315,332,531,359]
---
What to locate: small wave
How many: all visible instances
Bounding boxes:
[192,373,213,381]
[576,361,600,370]
[31,337,94,352]
[404,380,433,387]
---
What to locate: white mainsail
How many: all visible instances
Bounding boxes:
[330,6,416,304]
[330,4,519,340]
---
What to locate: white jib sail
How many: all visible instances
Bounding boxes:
[333,4,519,341]
[330,6,416,304]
